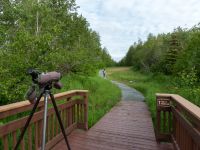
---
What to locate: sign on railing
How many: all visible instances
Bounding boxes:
[157,97,170,108]
[156,94,200,150]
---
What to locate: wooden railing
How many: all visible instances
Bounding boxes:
[156,94,200,150]
[0,90,88,150]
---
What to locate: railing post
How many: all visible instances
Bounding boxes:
[156,95,171,142]
[83,93,88,130]
[156,98,161,141]
[67,97,71,127]
[156,95,162,141]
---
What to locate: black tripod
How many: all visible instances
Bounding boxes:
[14,84,71,150]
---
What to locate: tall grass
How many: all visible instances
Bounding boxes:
[107,67,200,125]
[60,74,121,127]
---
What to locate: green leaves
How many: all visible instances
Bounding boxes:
[0,0,114,104]
[122,25,200,77]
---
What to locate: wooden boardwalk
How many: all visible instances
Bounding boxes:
[52,101,173,150]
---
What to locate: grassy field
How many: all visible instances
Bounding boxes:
[107,67,200,125]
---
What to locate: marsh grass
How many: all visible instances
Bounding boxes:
[107,67,200,125]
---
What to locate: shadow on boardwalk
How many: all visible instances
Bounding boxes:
[52,79,173,150]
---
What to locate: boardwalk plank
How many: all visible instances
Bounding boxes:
[52,101,173,150]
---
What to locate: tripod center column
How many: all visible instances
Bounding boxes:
[41,90,49,150]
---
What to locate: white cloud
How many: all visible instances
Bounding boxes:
[76,0,200,61]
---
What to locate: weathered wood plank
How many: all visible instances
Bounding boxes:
[28,126,32,150]
[20,129,25,150]
[0,100,80,137]
[35,122,39,150]
[3,135,8,150]
[45,123,77,149]
[12,130,17,149]
[52,114,55,139]
[53,101,172,150]
[0,90,88,119]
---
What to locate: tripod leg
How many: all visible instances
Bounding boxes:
[14,92,43,150]
[41,90,49,150]
[50,93,71,150]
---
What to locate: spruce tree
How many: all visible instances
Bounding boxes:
[165,33,181,74]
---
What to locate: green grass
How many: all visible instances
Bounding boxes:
[107,67,200,125]
[59,74,121,127]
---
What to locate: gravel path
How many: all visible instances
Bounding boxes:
[99,70,145,101]
[112,81,145,101]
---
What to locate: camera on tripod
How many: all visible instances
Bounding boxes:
[15,69,71,150]
[26,69,62,104]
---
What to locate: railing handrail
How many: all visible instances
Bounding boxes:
[156,93,200,122]
[0,90,88,120]
[0,90,89,150]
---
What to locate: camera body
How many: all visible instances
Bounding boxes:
[26,69,63,103]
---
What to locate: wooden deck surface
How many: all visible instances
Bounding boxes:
[52,101,173,150]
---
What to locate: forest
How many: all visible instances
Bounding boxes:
[120,25,200,88]
[0,0,115,104]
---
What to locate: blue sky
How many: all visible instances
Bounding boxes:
[76,0,200,61]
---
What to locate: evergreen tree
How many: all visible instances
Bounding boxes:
[164,33,181,74]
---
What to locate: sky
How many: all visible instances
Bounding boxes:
[76,0,200,61]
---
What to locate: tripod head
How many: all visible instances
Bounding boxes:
[27,68,40,84]
[26,69,63,103]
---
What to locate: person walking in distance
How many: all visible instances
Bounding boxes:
[103,69,106,78]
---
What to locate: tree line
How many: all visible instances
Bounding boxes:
[0,0,114,104]
[120,25,200,80]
